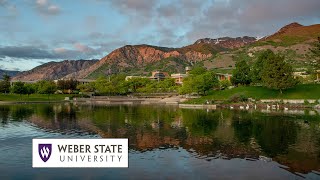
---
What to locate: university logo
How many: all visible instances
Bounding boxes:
[38,144,52,162]
[33,139,128,168]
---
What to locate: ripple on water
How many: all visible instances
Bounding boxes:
[0,121,48,140]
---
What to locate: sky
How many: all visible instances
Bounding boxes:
[0,0,319,71]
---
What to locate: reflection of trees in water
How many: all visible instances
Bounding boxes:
[0,105,31,124]
[253,116,298,158]
[0,106,10,124]
[232,111,254,144]
[86,107,299,159]
[181,110,260,158]
[86,105,186,150]
[33,105,56,129]
[181,109,220,137]
[36,104,55,120]
[232,111,299,157]
[7,105,34,121]
[56,104,77,130]
[24,104,80,131]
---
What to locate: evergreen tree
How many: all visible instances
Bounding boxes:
[231,60,251,86]
[250,50,274,84]
[261,53,297,93]
[0,74,11,93]
[310,37,320,68]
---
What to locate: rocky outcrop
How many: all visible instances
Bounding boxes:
[13,59,98,81]
[72,44,216,79]
[194,36,257,49]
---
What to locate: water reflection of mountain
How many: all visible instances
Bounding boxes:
[0,104,319,174]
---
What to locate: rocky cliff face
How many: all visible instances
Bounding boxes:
[194,36,257,49]
[13,60,98,81]
[72,44,215,79]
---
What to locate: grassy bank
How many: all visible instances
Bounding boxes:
[186,84,320,104]
[0,94,67,102]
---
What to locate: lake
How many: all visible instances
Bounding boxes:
[0,103,319,179]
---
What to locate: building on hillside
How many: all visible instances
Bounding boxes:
[77,79,95,85]
[53,78,95,85]
[293,71,310,79]
[125,76,147,81]
[215,73,232,81]
[171,73,187,85]
[185,67,192,74]
[149,71,169,81]
[10,80,38,86]
[316,70,320,82]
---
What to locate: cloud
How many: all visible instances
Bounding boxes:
[53,47,67,54]
[185,0,320,41]
[0,0,7,6]
[36,0,47,6]
[0,43,104,60]
[109,0,158,16]
[0,0,18,17]
[0,56,50,71]
[11,67,20,71]
[47,5,60,14]
[37,60,48,65]
[84,16,98,32]
[0,0,10,7]
[106,0,208,47]
[0,46,55,59]
[108,0,320,44]
[88,32,104,39]
[156,4,179,17]
[73,43,95,53]
[35,0,61,15]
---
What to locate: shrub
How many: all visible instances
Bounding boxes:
[219,80,232,90]
[228,93,248,103]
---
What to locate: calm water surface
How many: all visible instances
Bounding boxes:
[0,104,320,179]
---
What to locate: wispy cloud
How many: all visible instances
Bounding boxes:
[0,44,102,60]
[0,0,18,17]
[108,0,158,16]
[35,0,61,16]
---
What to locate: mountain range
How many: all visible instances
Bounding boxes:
[12,60,98,81]
[12,22,320,81]
[0,69,19,79]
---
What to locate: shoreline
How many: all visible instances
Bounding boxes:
[0,100,66,105]
[0,96,319,110]
[73,96,320,110]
